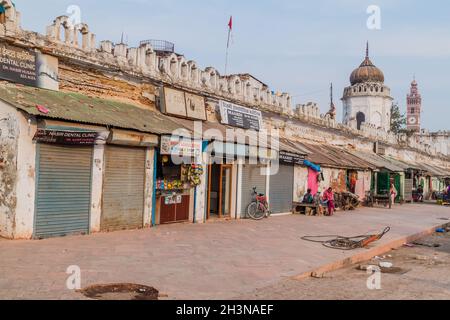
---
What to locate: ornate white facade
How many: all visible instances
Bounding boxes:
[342,45,393,132]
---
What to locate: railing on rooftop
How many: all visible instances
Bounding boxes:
[140,40,175,53]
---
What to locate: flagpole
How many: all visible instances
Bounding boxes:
[225,28,231,75]
[225,16,232,76]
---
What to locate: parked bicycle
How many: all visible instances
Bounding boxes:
[247,187,271,220]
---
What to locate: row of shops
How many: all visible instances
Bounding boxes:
[1,82,449,239]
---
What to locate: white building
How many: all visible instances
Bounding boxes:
[342,44,393,132]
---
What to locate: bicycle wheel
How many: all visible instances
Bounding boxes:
[247,202,266,220]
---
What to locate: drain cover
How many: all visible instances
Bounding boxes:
[79,283,159,300]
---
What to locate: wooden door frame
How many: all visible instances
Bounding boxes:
[219,164,233,218]
[207,164,233,219]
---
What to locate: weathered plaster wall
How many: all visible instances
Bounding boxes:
[293,166,308,202]
[89,144,105,233]
[13,111,37,239]
[0,102,20,238]
[144,148,155,228]
[321,168,347,193]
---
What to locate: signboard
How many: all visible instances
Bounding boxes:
[185,93,207,120]
[219,100,263,131]
[160,135,202,158]
[279,151,306,165]
[163,87,187,117]
[0,43,37,87]
[164,195,182,205]
[33,129,98,145]
[162,87,206,120]
[0,42,59,90]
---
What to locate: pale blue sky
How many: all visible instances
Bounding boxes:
[14,0,450,131]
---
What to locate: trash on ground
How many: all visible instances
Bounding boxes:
[357,264,408,275]
[413,242,441,248]
[414,255,430,261]
[379,262,394,268]
[436,228,446,233]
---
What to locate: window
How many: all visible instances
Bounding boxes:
[411,108,415,114]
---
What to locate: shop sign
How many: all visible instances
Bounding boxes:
[164,195,182,205]
[279,151,306,165]
[160,135,202,158]
[0,42,59,90]
[33,129,98,145]
[219,100,262,131]
[161,87,206,120]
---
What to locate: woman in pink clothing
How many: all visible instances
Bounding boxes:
[323,187,335,216]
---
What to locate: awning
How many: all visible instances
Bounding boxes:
[293,143,376,170]
[0,82,187,136]
[380,156,422,172]
[348,150,404,172]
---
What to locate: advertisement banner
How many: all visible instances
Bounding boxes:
[160,135,203,158]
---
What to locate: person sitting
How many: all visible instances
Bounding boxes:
[302,189,314,204]
[417,185,424,202]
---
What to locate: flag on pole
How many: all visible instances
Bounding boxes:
[227,16,233,48]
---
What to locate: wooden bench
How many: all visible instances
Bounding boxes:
[372,195,392,209]
[292,202,325,216]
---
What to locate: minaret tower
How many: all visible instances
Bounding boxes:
[406,77,422,132]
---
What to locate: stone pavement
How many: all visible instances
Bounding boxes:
[1,204,449,300]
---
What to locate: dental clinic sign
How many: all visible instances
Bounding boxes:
[0,42,59,90]
[0,43,37,87]
[219,100,263,131]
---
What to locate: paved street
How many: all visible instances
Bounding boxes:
[1,204,449,300]
[238,232,450,300]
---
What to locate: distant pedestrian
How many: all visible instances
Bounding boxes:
[323,187,335,216]
[390,183,398,206]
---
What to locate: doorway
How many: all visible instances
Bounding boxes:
[207,164,233,219]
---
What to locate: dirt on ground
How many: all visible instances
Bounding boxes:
[236,229,450,300]
[78,283,159,300]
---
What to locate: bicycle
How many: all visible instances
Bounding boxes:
[246,187,271,220]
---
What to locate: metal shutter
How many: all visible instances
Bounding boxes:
[101,146,146,231]
[269,165,294,213]
[35,144,93,238]
[240,164,267,217]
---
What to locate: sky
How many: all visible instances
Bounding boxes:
[13,0,450,131]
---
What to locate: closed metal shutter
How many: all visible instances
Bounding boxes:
[241,164,267,217]
[101,146,146,231]
[35,144,93,238]
[269,165,294,213]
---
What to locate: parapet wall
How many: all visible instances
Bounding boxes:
[0,4,448,159]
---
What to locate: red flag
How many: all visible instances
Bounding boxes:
[228,16,233,30]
